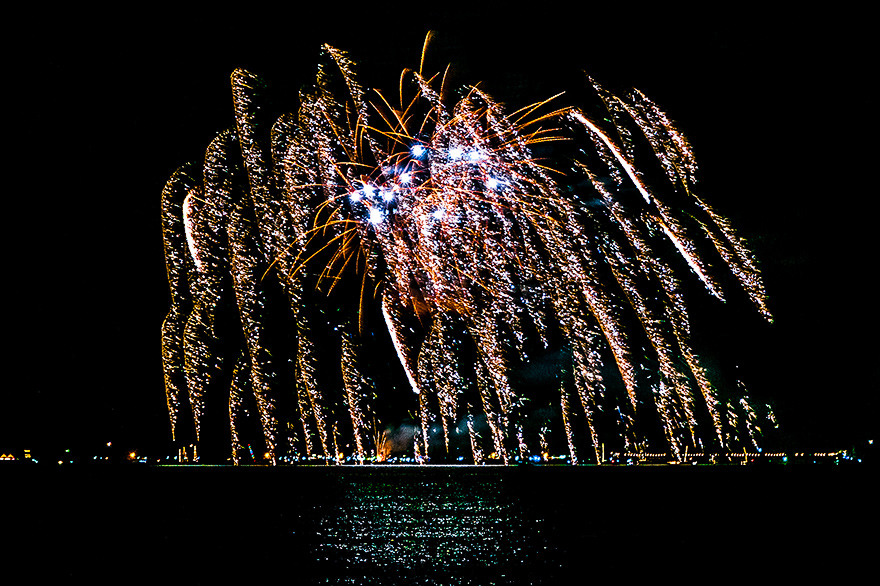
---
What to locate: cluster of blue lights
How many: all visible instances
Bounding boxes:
[346,142,506,228]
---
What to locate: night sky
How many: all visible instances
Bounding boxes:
[6,7,875,458]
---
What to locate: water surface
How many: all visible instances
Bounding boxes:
[7,465,870,583]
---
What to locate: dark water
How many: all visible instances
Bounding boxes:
[6,465,872,583]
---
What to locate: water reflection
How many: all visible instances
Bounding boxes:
[305,467,547,583]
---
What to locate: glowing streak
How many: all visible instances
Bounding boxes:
[382,297,421,395]
[658,220,722,299]
[570,110,653,204]
[570,111,722,298]
[182,190,203,271]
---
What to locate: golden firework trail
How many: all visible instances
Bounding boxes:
[160,36,773,464]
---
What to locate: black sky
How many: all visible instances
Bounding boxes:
[6,7,875,456]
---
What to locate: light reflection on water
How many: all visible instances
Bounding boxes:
[302,467,549,583]
[11,466,869,583]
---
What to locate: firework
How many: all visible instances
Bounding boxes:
[161,37,773,464]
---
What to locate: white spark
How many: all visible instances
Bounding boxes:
[182,190,203,271]
[382,297,422,395]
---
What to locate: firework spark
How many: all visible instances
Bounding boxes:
[161,38,773,464]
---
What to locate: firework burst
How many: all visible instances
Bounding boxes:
[161,37,773,464]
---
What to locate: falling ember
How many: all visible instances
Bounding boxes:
[181,190,204,272]
[161,36,773,464]
[382,296,421,396]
